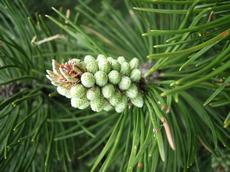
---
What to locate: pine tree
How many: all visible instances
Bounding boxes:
[0,0,229,171]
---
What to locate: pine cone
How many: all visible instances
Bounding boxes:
[212,151,230,172]
[46,55,144,113]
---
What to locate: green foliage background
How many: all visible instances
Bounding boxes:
[0,0,229,171]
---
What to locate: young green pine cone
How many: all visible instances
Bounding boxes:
[130,69,141,82]
[90,97,105,112]
[71,97,89,109]
[117,56,126,64]
[131,93,144,108]
[47,55,144,113]
[115,95,128,113]
[126,84,138,99]
[94,71,108,86]
[102,84,115,98]
[108,57,121,71]
[70,84,86,98]
[108,70,121,85]
[57,86,71,98]
[109,91,122,106]
[98,57,111,73]
[211,151,230,172]
[85,60,98,74]
[97,54,106,62]
[120,62,131,75]
[119,76,131,90]
[103,101,113,111]
[81,72,95,88]
[86,87,101,100]
[84,55,95,63]
[129,58,140,69]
